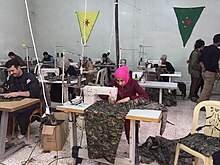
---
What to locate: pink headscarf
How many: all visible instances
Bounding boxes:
[114,66,130,85]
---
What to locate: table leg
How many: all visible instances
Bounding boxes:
[169,76,171,82]
[159,88,163,104]
[68,112,77,164]
[0,111,8,156]
[63,86,68,102]
[129,120,136,165]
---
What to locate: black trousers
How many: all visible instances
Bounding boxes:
[10,104,39,135]
[213,151,220,165]
[189,75,201,97]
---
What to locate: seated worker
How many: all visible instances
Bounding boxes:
[50,59,79,102]
[8,52,26,66]
[0,59,40,139]
[42,51,54,68]
[138,57,146,70]
[101,52,113,65]
[107,66,148,142]
[82,56,94,84]
[160,54,175,82]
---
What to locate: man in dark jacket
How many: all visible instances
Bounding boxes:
[42,51,54,68]
[198,34,220,102]
[1,59,40,139]
[8,52,26,66]
[160,54,175,82]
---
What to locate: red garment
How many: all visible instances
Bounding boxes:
[109,78,148,143]
[101,70,148,143]
[109,78,148,101]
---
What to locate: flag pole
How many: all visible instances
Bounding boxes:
[115,0,120,68]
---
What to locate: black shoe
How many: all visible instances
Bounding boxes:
[195,95,200,99]
[190,97,198,103]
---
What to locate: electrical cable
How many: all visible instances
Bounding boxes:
[61,52,65,104]
[22,140,40,165]
[47,156,71,165]
[55,126,58,165]
[24,0,50,114]
[108,1,115,54]
[79,0,88,76]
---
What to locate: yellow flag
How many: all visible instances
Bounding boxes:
[76,11,99,45]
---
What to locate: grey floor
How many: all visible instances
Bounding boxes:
[1,92,220,165]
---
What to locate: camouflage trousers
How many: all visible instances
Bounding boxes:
[84,99,168,164]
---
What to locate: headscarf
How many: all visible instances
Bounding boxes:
[58,59,70,71]
[114,66,130,85]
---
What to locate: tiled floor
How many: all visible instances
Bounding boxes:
[1,94,220,165]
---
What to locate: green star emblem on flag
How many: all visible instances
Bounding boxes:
[174,7,205,47]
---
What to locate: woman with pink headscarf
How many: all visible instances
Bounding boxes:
[108,66,148,142]
[109,66,148,103]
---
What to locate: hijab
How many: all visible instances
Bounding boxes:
[114,66,130,85]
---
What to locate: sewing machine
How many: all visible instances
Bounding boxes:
[83,85,118,104]
[40,68,59,78]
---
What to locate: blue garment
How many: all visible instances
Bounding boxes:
[42,54,54,67]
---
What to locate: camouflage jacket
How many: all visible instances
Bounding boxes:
[139,133,220,165]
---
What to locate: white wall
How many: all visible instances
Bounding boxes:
[0,0,220,81]
[0,0,33,59]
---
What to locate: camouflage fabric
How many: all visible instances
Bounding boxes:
[0,96,23,102]
[139,134,220,165]
[139,136,194,165]
[84,99,168,163]
[145,88,177,107]
[180,133,220,156]
[44,75,77,81]
[85,100,130,163]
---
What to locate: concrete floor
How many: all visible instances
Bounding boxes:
[1,93,220,165]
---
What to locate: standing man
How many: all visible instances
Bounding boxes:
[198,34,220,102]
[42,51,54,68]
[1,59,40,139]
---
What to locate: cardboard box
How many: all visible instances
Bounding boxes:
[41,112,69,151]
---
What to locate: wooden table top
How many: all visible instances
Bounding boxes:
[0,98,40,112]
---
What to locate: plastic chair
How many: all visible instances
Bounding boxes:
[174,100,220,165]
[88,68,107,86]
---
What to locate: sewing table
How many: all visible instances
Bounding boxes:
[0,98,40,160]
[160,71,181,82]
[139,81,178,104]
[56,101,162,165]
